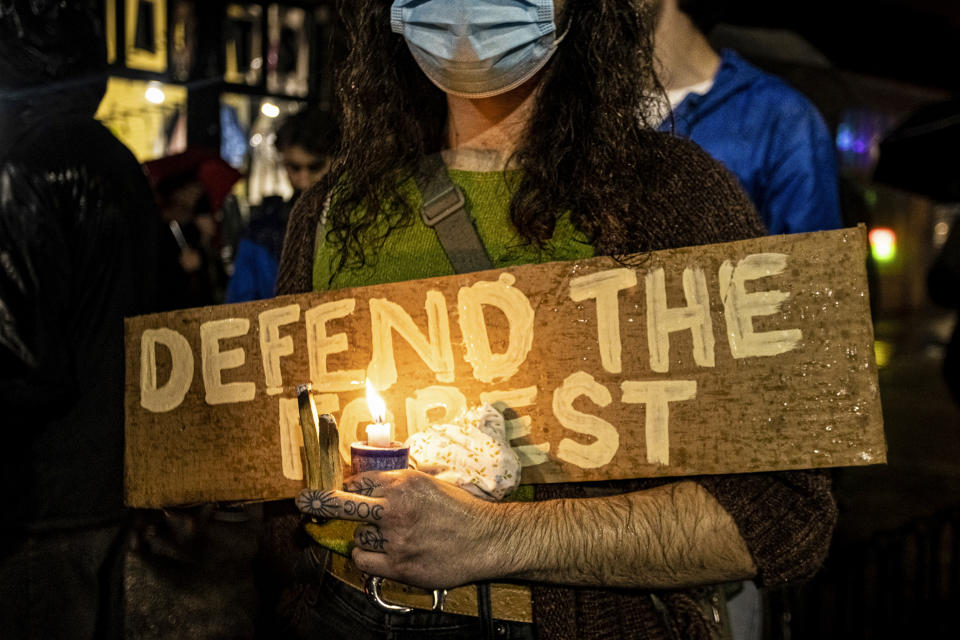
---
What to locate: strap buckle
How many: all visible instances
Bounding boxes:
[420,182,467,228]
[364,574,447,615]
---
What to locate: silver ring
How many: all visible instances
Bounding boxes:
[363,575,446,614]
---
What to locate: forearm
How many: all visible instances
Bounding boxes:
[484,481,757,589]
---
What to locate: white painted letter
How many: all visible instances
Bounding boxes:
[405,386,467,437]
[201,319,256,405]
[569,268,637,374]
[305,299,365,392]
[719,253,803,358]
[368,290,455,391]
[621,380,697,465]
[278,397,302,480]
[645,267,715,373]
[552,371,619,469]
[259,304,300,396]
[458,273,535,383]
[140,328,194,412]
[481,386,547,467]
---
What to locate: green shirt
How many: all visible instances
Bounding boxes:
[313,169,595,291]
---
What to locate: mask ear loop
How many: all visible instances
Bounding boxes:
[551,0,573,48]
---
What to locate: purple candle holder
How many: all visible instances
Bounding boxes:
[350,442,409,474]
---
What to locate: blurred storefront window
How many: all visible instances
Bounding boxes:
[96,77,187,162]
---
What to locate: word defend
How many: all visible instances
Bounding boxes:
[124,228,885,508]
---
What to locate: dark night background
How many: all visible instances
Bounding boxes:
[6,1,960,638]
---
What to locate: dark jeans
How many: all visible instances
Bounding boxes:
[0,523,126,640]
[299,576,538,640]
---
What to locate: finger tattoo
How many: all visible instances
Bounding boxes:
[357,528,387,551]
[342,499,384,521]
[345,477,381,496]
[296,489,340,518]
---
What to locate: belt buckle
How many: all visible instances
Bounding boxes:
[364,574,447,614]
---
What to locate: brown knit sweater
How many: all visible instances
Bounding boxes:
[268,132,838,640]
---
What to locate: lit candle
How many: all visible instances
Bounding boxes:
[365,421,392,448]
[364,379,392,447]
[350,379,408,474]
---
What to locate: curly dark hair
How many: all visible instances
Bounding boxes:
[322,0,668,275]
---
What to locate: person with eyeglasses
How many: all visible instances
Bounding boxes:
[225,108,339,303]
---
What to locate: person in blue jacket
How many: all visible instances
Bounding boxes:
[653,0,842,235]
[225,109,338,303]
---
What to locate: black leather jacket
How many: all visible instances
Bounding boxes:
[0,91,161,531]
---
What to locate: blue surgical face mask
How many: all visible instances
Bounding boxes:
[390,0,563,99]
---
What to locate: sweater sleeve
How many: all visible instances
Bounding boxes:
[698,470,837,587]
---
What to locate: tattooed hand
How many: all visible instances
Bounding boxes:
[293,469,509,590]
[296,488,384,522]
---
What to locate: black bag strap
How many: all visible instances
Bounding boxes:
[416,153,493,274]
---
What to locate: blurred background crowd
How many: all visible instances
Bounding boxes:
[1,0,959,638]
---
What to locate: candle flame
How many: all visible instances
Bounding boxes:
[365,378,386,423]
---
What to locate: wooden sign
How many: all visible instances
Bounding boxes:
[125,227,885,507]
